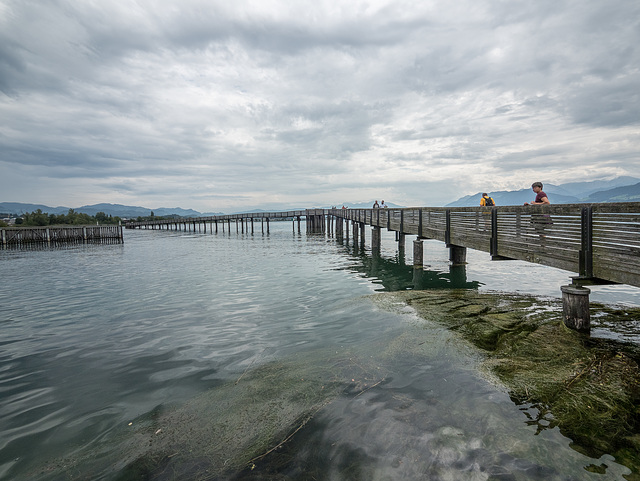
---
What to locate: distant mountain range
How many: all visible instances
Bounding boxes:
[446,176,640,207]
[0,202,224,218]
[0,201,405,218]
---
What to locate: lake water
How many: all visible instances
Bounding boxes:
[1,222,639,480]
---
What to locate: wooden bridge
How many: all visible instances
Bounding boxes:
[125,210,326,234]
[126,203,640,333]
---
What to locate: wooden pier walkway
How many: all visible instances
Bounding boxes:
[1,225,124,246]
[126,203,640,332]
[125,209,326,234]
[332,203,640,288]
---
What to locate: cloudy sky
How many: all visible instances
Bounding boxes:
[1,0,639,213]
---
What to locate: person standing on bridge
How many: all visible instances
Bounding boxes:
[373,200,380,208]
[480,193,495,207]
[479,193,494,230]
[381,200,387,208]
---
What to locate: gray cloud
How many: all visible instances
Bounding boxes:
[1,0,639,212]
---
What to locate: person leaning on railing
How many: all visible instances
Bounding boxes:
[524,182,552,237]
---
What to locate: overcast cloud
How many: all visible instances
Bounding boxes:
[1,0,639,212]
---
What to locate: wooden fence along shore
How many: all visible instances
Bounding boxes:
[1,225,124,246]
[127,202,640,333]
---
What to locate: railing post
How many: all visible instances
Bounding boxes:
[579,206,593,279]
[418,209,423,238]
[490,208,498,256]
[400,209,404,233]
[445,209,451,245]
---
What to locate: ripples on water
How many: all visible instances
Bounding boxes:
[1,224,639,480]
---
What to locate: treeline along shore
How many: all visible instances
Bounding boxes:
[0,208,124,227]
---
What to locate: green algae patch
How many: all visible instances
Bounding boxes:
[381,289,640,476]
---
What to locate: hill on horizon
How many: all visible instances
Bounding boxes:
[445,177,640,207]
[0,201,407,218]
[0,202,224,218]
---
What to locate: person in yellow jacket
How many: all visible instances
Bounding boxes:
[480,193,495,206]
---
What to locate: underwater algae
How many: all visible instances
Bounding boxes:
[31,345,391,481]
[385,289,640,478]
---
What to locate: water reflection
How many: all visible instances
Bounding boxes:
[339,243,481,292]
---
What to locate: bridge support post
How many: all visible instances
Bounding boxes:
[412,266,424,288]
[352,222,359,245]
[561,285,591,333]
[372,226,381,253]
[449,245,467,265]
[307,215,324,234]
[413,239,423,267]
[359,223,365,245]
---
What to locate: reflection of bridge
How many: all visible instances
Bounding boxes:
[342,246,481,292]
[126,203,640,333]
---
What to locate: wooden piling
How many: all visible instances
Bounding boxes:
[449,245,467,265]
[413,239,423,267]
[372,226,381,252]
[561,285,591,333]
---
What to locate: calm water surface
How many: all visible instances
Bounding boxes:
[1,223,639,480]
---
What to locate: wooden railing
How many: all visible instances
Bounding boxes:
[333,203,640,288]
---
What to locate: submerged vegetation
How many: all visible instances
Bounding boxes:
[28,290,640,480]
[390,289,640,478]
